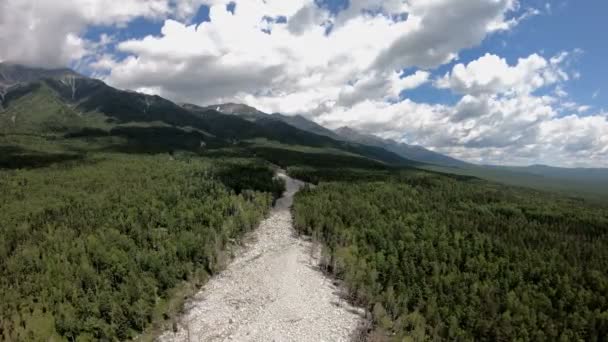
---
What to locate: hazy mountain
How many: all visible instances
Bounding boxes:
[334,126,469,167]
[210,102,608,197]
[487,164,608,183]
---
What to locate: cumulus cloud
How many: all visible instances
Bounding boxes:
[372,0,519,71]
[539,114,608,166]
[0,0,215,67]
[311,50,607,167]
[1,0,605,167]
[316,92,608,167]
[99,0,521,111]
[436,53,568,96]
[0,0,174,67]
[287,3,328,35]
[337,70,429,107]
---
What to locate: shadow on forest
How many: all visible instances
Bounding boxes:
[244,146,392,169]
[0,145,85,169]
[215,162,286,199]
[66,126,218,155]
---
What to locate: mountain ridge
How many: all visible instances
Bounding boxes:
[195,100,465,167]
[0,63,419,168]
[333,125,470,168]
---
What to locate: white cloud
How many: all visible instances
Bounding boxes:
[436,52,569,96]
[100,0,521,110]
[577,105,591,113]
[1,0,523,109]
[371,0,520,71]
[316,92,608,167]
[539,114,608,166]
[554,85,568,98]
[0,0,169,67]
[104,0,508,113]
[487,6,540,31]
[336,70,429,107]
[310,50,606,167]
[0,0,212,67]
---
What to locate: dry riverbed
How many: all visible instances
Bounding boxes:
[158,172,364,342]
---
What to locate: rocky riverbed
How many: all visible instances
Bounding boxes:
[158,172,364,342]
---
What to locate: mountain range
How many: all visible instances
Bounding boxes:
[1,62,607,200]
[200,102,468,167]
[0,63,419,169]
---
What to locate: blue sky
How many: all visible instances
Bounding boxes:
[79,0,606,113]
[410,0,606,112]
[1,0,607,167]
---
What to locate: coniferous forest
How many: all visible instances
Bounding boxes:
[292,168,608,341]
[0,151,283,341]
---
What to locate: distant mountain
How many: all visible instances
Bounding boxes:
[196,102,463,167]
[182,103,343,148]
[0,63,80,88]
[205,103,264,116]
[334,126,469,167]
[269,113,343,140]
[1,64,329,146]
[194,103,268,122]
[203,104,608,198]
[487,164,608,184]
[0,63,82,109]
[335,126,401,151]
[0,63,418,167]
[182,102,415,167]
[197,103,341,140]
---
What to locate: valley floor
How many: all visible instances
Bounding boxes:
[158,173,364,342]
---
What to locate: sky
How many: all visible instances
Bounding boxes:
[0,0,607,167]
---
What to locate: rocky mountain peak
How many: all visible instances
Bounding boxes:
[0,62,83,88]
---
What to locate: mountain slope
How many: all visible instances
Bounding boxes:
[1,65,340,147]
[0,82,102,134]
[185,103,417,167]
[200,103,341,139]
[334,126,469,167]
[269,113,342,140]
[200,102,466,168]
[0,63,80,88]
[1,63,419,168]
[493,164,608,183]
[203,102,265,116]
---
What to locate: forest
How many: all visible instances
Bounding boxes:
[0,150,284,341]
[292,167,608,341]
